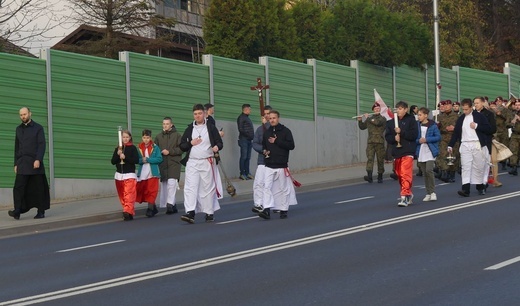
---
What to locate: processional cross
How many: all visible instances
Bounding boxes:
[250,77,270,118]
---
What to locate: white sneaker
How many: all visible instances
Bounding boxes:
[407,194,413,205]
[423,194,431,202]
[398,196,408,207]
[430,192,437,201]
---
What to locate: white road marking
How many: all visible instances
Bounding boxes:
[56,240,125,253]
[3,191,520,306]
[217,216,258,224]
[484,255,520,270]
[335,196,374,204]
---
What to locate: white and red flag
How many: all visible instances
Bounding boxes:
[374,89,394,121]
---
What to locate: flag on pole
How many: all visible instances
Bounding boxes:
[374,89,394,121]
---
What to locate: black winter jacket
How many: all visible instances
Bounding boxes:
[263,123,295,169]
[385,113,418,158]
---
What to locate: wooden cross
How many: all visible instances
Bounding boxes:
[250,77,270,117]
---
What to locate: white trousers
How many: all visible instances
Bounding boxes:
[253,165,266,207]
[460,141,489,185]
[183,158,222,214]
[262,167,298,211]
[158,179,179,208]
[481,150,491,185]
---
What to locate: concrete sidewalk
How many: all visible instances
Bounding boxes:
[0,163,395,237]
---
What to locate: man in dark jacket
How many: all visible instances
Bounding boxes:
[448,99,492,197]
[9,107,50,220]
[258,110,297,220]
[474,97,496,191]
[237,103,255,180]
[385,101,418,207]
[179,104,224,224]
[154,117,183,215]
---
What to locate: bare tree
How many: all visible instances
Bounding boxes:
[1,0,70,48]
[67,0,176,58]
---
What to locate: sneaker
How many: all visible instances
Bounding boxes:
[251,205,263,213]
[258,208,271,219]
[407,194,414,205]
[430,192,437,201]
[181,211,195,224]
[239,175,247,180]
[246,174,254,180]
[397,196,408,207]
[279,211,288,219]
[422,194,431,202]
[205,214,214,222]
[272,209,280,213]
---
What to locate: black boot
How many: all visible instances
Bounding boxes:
[145,203,157,217]
[377,173,383,183]
[458,183,470,197]
[509,166,518,176]
[8,209,21,220]
[448,171,456,183]
[34,210,45,219]
[500,161,507,171]
[440,170,449,182]
[477,184,486,195]
[364,170,373,183]
[390,171,398,180]
[416,168,423,177]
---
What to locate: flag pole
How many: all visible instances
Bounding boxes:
[434,0,441,122]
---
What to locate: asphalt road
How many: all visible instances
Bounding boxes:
[1,174,519,306]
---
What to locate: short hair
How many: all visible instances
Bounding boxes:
[264,105,272,111]
[269,110,280,117]
[396,101,408,109]
[204,103,214,110]
[142,129,152,136]
[20,106,31,113]
[418,107,430,115]
[474,96,486,102]
[461,99,473,108]
[163,117,172,123]
[193,103,205,112]
[242,103,251,110]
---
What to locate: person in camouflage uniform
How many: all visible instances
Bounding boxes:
[437,100,460,182]
[358,102,387,183]
[453,101,461,115]
[507,100,520,175]
[492,97,512,170]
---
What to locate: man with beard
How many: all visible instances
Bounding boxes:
[9,107,50,220]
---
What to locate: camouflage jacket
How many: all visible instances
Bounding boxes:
[438,111,458,136]
[358,114,387,144]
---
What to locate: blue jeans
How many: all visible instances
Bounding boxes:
[238,139,252,176]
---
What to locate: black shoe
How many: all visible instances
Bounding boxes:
[205,214,214,222]
[478,189,486,195]
[181,211,195,224]
[279,211,288,219]
[123,212,133,221]
[153,206,159,216]
[457,190,470,197]
[258,208,271,220]
[145,208,154,218]
[377,173,383,183]
[252,205,263,213]
[166,204,178,215]
[34,211,45,219]
[390,173,398,180]
[8,210,20,220]
[416,170,423,177]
